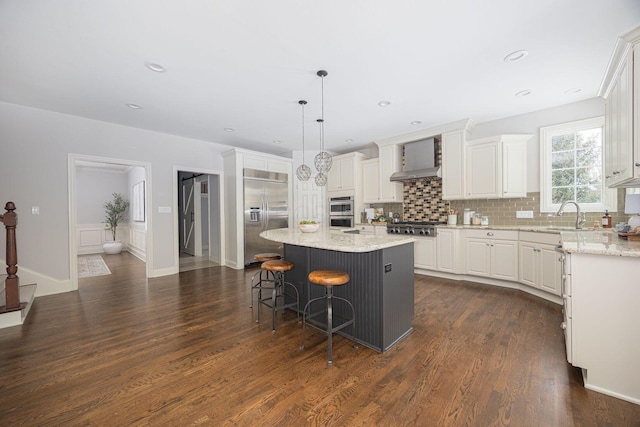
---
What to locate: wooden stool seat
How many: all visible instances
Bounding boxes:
[254,253,281,262]
[308,270,350,286]
[261,259,294,272]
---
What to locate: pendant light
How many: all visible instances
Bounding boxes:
[314,69,332,178]
[315,118,328,186]
[295,100,311,181]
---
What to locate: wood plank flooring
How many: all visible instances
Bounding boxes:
[1,252,638,426]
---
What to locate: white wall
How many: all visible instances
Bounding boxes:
[470,97,605,192]
[0,101,231,292]
[76,168,129,224]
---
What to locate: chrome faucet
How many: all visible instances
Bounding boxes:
[556,201,586,229]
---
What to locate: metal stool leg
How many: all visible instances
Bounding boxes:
[327,286,334,366]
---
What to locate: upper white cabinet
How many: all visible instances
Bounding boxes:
[464,135,529,199]
[602,27,640,188]
[442,129,529,200]
[441,130,467,200]
[327,152,367,195]
[362,145,403,203]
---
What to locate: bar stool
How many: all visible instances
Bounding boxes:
[301,270,357,366]
[249,253,281,308]
[256,259,299,332]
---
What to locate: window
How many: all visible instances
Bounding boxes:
[540,116,616,213]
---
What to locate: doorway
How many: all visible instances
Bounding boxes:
[175,168,224,272]
[68,154,152,291]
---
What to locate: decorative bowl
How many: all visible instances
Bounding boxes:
[298,223,319,233]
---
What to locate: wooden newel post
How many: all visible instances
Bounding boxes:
[1,201,21,312]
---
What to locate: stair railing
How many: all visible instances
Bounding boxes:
[0,201,22,312]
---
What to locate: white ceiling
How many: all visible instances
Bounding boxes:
[1,1,639,156]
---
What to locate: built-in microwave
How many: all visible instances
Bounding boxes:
[329,196,354,216]
[329,215,354,228]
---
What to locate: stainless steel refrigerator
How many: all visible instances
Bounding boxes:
[243,168,289,266]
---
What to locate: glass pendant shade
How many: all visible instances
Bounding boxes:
[296,164,311,181]
[314,151,332,174]
[315,172,328,187]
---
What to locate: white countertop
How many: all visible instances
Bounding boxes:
[439,224,640,257]
[260,227,415,253]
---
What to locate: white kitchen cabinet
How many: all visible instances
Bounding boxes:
[362,145,403,203]
[414,237,436,270]
[327,152,367,195]
[603,37,640,187]
[465,135,529,199]
[464,229,518,281]
[564,252,640,403]
[362,159,380,203]
[441,130,467,200]
[436,227,462,273]
[518,232,562,296]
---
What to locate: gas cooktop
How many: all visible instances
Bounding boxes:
[386,221,447,235]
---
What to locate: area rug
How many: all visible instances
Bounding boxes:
[77,255,111,278]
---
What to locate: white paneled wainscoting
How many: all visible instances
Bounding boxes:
[76,223,146,261]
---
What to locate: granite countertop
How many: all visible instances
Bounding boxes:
[438,224,640,257]
[260,227,415,253]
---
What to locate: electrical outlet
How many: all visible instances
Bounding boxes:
[516,210,534,219]
[384,263,392,273]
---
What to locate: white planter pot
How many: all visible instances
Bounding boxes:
[103,241,123,255]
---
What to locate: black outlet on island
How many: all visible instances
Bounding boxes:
[384,263,392,273]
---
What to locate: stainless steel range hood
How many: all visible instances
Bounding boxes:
[389,137,441,182]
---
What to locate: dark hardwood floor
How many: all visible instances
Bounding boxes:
[1,252,638,426]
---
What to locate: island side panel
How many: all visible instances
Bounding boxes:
[381,243,415,350]
[284,242,414,352]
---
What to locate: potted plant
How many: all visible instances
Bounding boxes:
[103,192,129,254]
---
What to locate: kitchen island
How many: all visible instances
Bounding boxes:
[260,227,415,352]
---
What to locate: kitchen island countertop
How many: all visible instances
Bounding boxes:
[260,227,415,253]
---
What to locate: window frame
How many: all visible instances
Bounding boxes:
[539,116,616,213]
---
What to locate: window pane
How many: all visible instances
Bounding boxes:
[576,147,601,167]
[576,186,601,203]
[575,167,601,186]
[576,129,601,149]
[552,169,574,186]
[552,187,575,204]
[552,134,574,152]
[552,151,575,169]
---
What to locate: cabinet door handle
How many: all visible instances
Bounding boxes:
[613,170,621,175]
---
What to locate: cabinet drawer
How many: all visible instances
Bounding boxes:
[519,231,562,246]
[465,229,518,240]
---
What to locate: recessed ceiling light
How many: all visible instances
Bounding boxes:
[504,50,529,62]
[410,120,422,126]
[145,62,166,73]
[273,140,282,144]
[125,103,142,109]
[378,100,391,107]
[345,138,354,143]
[564,88,582,95]
[224,128,235,132]
[515,89,531,97]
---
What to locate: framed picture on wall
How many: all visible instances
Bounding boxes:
[132,180,145,222]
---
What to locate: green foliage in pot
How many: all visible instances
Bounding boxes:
[104,193,129,241]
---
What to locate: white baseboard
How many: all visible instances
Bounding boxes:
[149,266,178,278]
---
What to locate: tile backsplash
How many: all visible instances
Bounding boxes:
[400,178,627,227]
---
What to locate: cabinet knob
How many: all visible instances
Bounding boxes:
[560,322,567,330]
[487,232,494,237]
[636,162,640,167]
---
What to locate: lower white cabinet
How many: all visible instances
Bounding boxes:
[414,237,436,270]
[519,232,562,296]
[436,228,461,273]
[464,229,518,281]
